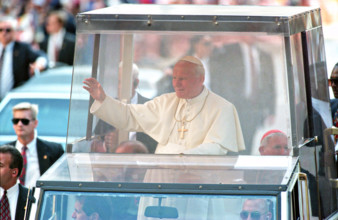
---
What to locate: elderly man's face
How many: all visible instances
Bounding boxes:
[241,199,271,220]
[0,21,15,45]
[172,61,204,99]
[260,135,289,156]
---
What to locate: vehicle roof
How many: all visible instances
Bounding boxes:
[11,66,73,94]
[82,4,318,17]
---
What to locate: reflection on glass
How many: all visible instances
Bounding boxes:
[69,32,292,156]
[240,198,275,220]
[39,154,295,186]
[258,130,290,156]
[39,191,276,220]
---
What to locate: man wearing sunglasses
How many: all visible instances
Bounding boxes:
[329,63,338,136]
[240,199,272,220]
[7,102,64,188]
[0,16,48,100]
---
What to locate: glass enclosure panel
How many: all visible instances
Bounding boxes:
[301,27,337,217]
[67,34,94,145]
[39,154,297,186]
[305,27,331,133]
[68,31,292,156]
[289,33,308,149]
[38,190,277,220]
[48,4,335,219]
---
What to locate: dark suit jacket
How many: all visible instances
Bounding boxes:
[12,41,47,89]
[209,42,275,154]
[39,31,76,66]
[8,138,64,175]
[136,93,158,153]
[15,184,30,220]
[330,98,338,120]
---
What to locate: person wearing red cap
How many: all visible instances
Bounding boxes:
[83,56,245,155]
[259,129,290,156]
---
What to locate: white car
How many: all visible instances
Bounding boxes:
[0,66,84,149]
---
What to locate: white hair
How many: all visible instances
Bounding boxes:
[12,102,39,120]
[119,62,139,83]
[0,16,18,30]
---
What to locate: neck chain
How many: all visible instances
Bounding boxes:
[174,90,209,123]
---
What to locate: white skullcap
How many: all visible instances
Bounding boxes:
[179,56,203,66]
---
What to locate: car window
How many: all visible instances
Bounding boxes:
[0,98,69,137]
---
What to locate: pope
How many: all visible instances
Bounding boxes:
[83,56,245,155]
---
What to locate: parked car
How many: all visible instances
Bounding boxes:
[0,66,76,149]
[0,65,160,149]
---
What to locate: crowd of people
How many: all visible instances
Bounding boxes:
[0,0,335,101]
[0,0,81,101]
[1,0,337,219]
[0,102,64,219]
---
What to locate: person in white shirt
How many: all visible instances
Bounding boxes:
[0,145,34,220]
[8,102,64,188]
[83,56,245,155]
[83,56,246,219]
[118,62,158,153]
[0,16,48,100]
[39,10,75,68]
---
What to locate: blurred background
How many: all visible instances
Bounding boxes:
[0,0,336,71]
[0,0,337,148]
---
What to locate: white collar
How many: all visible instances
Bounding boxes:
[16,135,37,154]
[185,86,208,104]
[1,41,14,51]
[0,182,19,196]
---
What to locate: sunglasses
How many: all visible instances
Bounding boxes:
[240,211,263,220]
[12,118,32,125]
[328,78,338,86]
[0,28,12,33]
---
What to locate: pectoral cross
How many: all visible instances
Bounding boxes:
[178,122,188,139]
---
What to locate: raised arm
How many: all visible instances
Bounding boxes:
[83,78,107,103]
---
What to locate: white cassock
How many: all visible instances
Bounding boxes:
[91,87,246,219]
[90,87,245,155]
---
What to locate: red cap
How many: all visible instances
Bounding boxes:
[260,129,286,143]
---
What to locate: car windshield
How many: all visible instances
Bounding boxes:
[39,190,277,220]
[0,98,69,137]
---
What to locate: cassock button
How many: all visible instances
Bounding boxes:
[43,155,47,159]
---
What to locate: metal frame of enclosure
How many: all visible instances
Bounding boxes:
[29,4,337,220]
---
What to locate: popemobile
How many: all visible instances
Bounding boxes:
[26,4,337,220]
